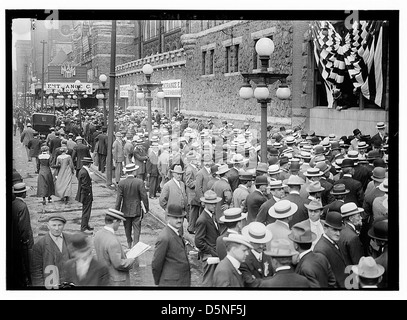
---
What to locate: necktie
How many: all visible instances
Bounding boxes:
[212,214,218,229]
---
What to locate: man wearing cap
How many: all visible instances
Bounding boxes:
[240,222,274,287]
[31,214,73,287]
[334,158,364,207]
[338,203,364,266]
[352,256,384,288]
[20,122,36,161]
[260,239,310,288]
[284,175,309,228]
[245,176,269,225]
[95,126,108,173]
[195,190,223,286]
[115,163,149,249]
[289,220,336,288]
[212,233,253,287]
[255,180,285,226]
[313,211,347,288]
[75,157,94,232]
[10,183,34,288]
[94,209,136,286]
[62,232,110,286]
[232,172,254,210]
[71,135,91,178]
[370,122,388,149]
[152,204,191,287]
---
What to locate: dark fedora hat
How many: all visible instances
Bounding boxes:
[69,232,91,252]
[341,158,355,168]
[239,172,255,181]
[322,211,343,230]
[166,204,187,218]
[330,184,350,195]
[288,220,317,244]
[368,218,388,241]
[255,175,269,186]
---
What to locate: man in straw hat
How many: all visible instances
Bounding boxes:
[211,164,233,232]
[212,233,253,287]
[195,190,222,287]
[284,175,309,228]
[351,256,385,288]
[313,210,347,288]
[256,180,286,226]
[289,220,336,288]
[10,182,34,288]
[152,204,191,287]
[93,209,136,286]
[216,208,247,261]
[159,164,188,235]
[75,156,94,233]
[260,239,310,288]
[370,121,388,149]
[322,183,349,219]
[240,222,274,287]
[245,176,269,225]
[112,131,125,186]
[232,171,254,210]
[226,153,248,192]
[115,163,149,249]
[338,203,364,266]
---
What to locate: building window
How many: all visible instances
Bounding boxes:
[209,49,214,75]
[202,51,206,75]
[164,20,181,32]
[225,44,239,73]
[225,46,231,73]
[144,20,158,40]
[233,44,239,72]
[253,36,273,70]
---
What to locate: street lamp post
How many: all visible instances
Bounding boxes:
[136,64,165,133]
[73,80,87,135]
[239,37,291,163]
[96,74,109,126]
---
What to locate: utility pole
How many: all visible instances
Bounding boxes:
[23,64,28,112]
[40,40,47,112]
[106,20,117,186]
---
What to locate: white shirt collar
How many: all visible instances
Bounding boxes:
[172,178,181,188]
[273,195,281,202]
[167,223,180,236]
[275,266,291,272]
[205,166,211,174]
[83,165,91,174]
[299,248,313,260]
[104,226,115,234]
[204,208,214,219]
[290,190,300,195]
[226,254,241,274]
[251,250,262,261]
[323,233,337,246]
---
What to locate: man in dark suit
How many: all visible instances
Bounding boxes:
[146,142,160,198]
[213,233,253,287]
[368,218,388,288]
[195,190,222,287]
[133,139,149,181]
[322,183,348,219]
[284,175,309,228]
[184,151,200,234]
[240,221,273,287]
[151,204,191,287]
[211,164,233,232]
[313,211,347,288]
[347,150,372,192]
[245,176,269,224]
[255,179,285,226]
[115,163,149,249]
[96,126,108,173]
[260,239,311,288]
[289,220,337,288]
[195,153,213,214]
[338,203,364,266]
[369,122,388,149]
[72,136,91,177]
[225,154,247,192]
[334,159,364,207]
[315,161,335,205]
[48,131,62,156]
[75,157,94,232]
[31,214,73,287]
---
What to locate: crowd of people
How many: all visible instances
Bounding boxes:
[11,105,390,289]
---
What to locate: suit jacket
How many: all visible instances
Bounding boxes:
[195,209,220,258]
[112,139,125,162]
[233,185,250,209]
[239,251,273,287]
[93,228,134,285]
[353,164,372,192]
[370,132,387,148]
[295,251,337,288]
[71,143,91,170]
[284,192,309,228]
[31,232,73,286]
[213,256,244,287]
[75,167,93,204]
[322,199,345,219]
[115,176,149,217]
[211,178,233,223]
[319,178,335,206]
[49,136,62,155]
[184,164,199,205]
[246,190,268,224]
[256,197,277,226]
[195,167,211,204]
[20,127,35,146]
[62,257,110,286]
[362,187,385,224]
[338,223,364,266]
[146,149,159,176]
[313,235,347,288]
[216,230,233,261]
[96,133,108,155]
[334,176,364,207]
[375,246,388,288]
[159,179,188,212]
[259,267,311,288]
[151,226,191,286]
[133,146,148,174]
[225,167,240,192]
[27,138,42,157]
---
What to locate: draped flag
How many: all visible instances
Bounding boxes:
[310,20,388,108]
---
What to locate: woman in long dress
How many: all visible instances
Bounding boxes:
[37,145,55,205]
[54,146,75,204]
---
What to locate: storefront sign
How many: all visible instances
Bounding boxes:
[45,82,93,94]
[120,84,132,98]
[161,79,181,97]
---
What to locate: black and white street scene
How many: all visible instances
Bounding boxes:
[7,10,398,295]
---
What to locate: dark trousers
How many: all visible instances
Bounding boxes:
[98,154,106,172]
[201,256,217,287]
[80,200,93,231]
[149,175,159,197]
[123,215,142,247]
[187,204,201,233]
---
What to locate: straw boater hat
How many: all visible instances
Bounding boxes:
[357,141,369,149]
[303,167,323,177]
[115,131,123,137]
[379,179,388,193]
[200,190,222,204]
[264,239,298,257]
[242,221,273,244]
[171,165,185,174]
[166,204,187,218]
[106,208,126,221]
[268,180,287,190]
[340,202,364,218]
[123,163,139,173]
[256,162,269,173]
[12,182,29,194]
[351,256,385,279]
[223,233,253,249]
[75,135,84,141]
[220,207,247,223]
[82,157,93,164]
[229,153,248,164]
[376,122,386,130]
[239,171,255,181]
[268,200,298,219]
[288,220,317,244]
[268,164,282,175]
[216,164,230,175]
[304,199,324,211]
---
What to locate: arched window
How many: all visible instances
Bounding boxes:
[144,20,158,40]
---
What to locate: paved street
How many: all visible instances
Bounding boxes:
[12,132,202,287]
